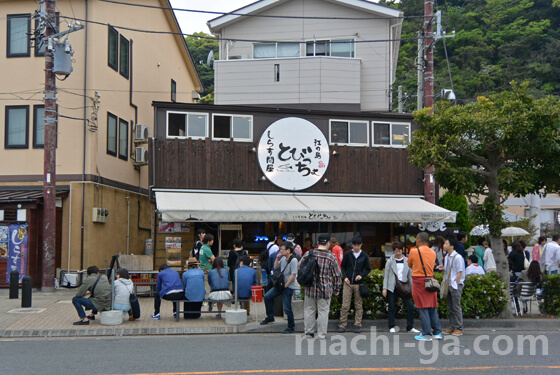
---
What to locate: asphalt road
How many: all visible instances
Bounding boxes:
[1,330,559,375]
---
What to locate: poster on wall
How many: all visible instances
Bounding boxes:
[5,224,28,283]
[159,222,175,232]
[0,226,8,257]
[176,223,190,233]
[165,237,182,266]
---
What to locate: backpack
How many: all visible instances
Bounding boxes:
[191,241,202,260]
[260,243,273,270]
[297,249,318,287]
[233,249,248,270]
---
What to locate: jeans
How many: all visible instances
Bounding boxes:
[264,287,295,330]
[72,296,98,319]
[418,308,441,336]
[153,291,185,315]
[114,303,131,315]
[387,290,415,331]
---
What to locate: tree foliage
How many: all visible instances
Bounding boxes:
[382,0,560,111]
[408,83,560,286]
[186,32,218,103]
[439,191,472,245]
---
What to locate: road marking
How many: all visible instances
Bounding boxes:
[110,366,560,375]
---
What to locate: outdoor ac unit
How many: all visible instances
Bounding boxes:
[135,124,149,143]
[92,207,109,223]
[135,147,148,165]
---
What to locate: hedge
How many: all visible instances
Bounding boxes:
[325,270,508,320]
[542,275,560,316]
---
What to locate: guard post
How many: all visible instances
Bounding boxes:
[9,270,19,299]
[22,276,32,308]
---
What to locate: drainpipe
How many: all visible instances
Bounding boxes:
[126,197,130,254]
[80,0,89,270]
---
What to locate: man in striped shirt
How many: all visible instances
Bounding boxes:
[302,234,342,340]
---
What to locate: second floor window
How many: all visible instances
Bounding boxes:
[7,14,30,57]
[5,106,29,148]
[254,42,300,58]
[306,39,354,57]
[212,114,252,142]
[329,120,368,146]
[107,113,118,156]
[373,122,411,147]
[167,112,208,139]
[119,119,128,160]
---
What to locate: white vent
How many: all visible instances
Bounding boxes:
[135,147,148,165]
[135,124,149,143]
[92,207,109,223]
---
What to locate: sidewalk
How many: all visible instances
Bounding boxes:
[0,289,557,338]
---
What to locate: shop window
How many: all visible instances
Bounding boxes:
[329,120,368,146]
[166,111,208,139]
[108,25,118,71]
[119,35,129,78]
[35,13,59,57]
[171,79,177,102]
[7,14,31,57]
[5,106,29,149]
[373,122,411,147]
[107,112,117,156]
[212,114,252,142]
[119,118,128,160]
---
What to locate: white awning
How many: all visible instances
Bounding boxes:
[155,191,456,223]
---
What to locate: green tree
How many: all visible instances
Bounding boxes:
[186,32,218,103]
[439,192,472,246]
[407,83,560,312]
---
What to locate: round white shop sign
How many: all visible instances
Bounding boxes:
[258,117,330,191]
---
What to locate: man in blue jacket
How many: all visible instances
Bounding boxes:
[235,255,257,313]
[151,264,184,320]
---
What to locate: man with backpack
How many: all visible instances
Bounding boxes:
[191,229,206,260]
[261,232,279,290]
[299,234,341,339]
[228,238,248,291]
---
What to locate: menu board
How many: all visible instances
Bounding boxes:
[165,237,182,266]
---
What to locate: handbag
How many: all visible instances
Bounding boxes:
[359,284,370,297]
[439,253,458,299]
[119,279,140,319]
[417,248,440,293]
[392,261,412,297]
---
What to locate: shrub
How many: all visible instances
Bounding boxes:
[325,270,507,319]
[542,275,560,316]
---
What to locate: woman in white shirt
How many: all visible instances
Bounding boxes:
[483,246,497,274]
[382,242,419,333]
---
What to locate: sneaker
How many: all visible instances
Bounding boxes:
[282,328,295,334]
[173,312,177,319]
[414,334,432,341]
[128,317,136,321]
[260,318,274,325]
[337,327,346,333]
[354,327,361,334]
[86,314,96,320]
[433,333,443,340]
[151,314,161,320]
[452,329,463,336]
[73,320,89,325]
[216,313,222,318]
[442,328,453,334]
[305,332,315,338]
[389,327,400,333]
[408,328,420,333]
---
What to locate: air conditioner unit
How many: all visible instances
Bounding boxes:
[135,147,148,165]
[92,207,109,223]
[135,124,149,144]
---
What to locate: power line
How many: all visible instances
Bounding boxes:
[63,16,425,44]
[99,0,423,20]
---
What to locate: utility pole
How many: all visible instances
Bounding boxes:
[42,0,57,292]
[422,0,436,204]
[417,30,424,111]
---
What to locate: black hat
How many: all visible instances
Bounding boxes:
[317,234,330,245]
[286,233,295,241]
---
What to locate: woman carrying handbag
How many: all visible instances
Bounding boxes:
[382,242,420,334]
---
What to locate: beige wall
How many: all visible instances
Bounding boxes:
[0,0,200,189]
[61,182,152,270]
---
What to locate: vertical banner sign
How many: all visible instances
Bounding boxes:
[6,224,28,283]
